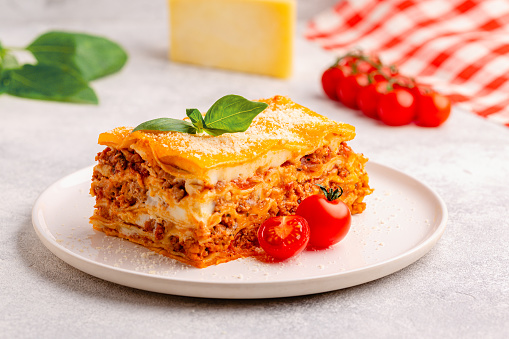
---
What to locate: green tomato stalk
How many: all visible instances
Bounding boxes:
[315,184,344,201]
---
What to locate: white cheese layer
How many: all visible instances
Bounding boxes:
[205,149,294,184]
[145,190,216,227]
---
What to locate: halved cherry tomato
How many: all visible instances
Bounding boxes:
[414,88,451,127]
[296,185,351,250]
[257,215,310,260]
[377,88,416,126]
[321,66,347,101]
[357,79,389,119]
[337,73,369,109]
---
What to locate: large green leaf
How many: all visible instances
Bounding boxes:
[204,95,268,133]
[0,73,7,95]
[4,64,98,104]
[132,118,197,134]
[2,53,19,70]
[186,108,205,131]
[27,31,128,81]
[0,43,20,84]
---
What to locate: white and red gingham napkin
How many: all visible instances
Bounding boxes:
[306,0,509,127]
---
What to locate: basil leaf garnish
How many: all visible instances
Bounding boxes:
[202,128,235,137]
[204,95,268,133]
[27,31,128,81]
[186,108,205,133]
[132,118,197,134]
[132,95,268,137]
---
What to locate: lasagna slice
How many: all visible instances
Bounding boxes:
[90,96,373,268]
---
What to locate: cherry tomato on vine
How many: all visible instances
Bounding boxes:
[356,60,378,74]
[371,71,387,83]
[357,79,389,119]
[415,89,451,127]
[257,215,310,260]
[321,66,348,101]
[321,50,451,128]
[296,185,351,250]
[392,74,415,89]
[378,64,399,78]
[344,53,381,72]
[377,88,416,126]
[337,73,369,109]
[411,82,433,96]
[340,55,360,67]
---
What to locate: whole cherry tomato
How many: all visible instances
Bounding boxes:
[357,79,389,119]
[341,55,360,67]
[378,64,399,79]
[321,66,347,101]
[414,88,451,127]
[355,59,378,74]
[321,50,451,128]
[257,215,310,260]
[337,73,369,109]
[296,185,351,250]
[411,82,433,97]
[392,74,415,89]
[344,53,381,73]
[377,88,416,126]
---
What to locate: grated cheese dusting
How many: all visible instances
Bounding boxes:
[132,99,338,158]
[99,96,356,175]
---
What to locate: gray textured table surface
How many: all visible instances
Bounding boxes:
[1,0,508,338]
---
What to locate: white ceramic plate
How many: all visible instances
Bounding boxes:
[32,162,447,299]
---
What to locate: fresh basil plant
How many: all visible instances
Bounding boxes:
[0,31,128,104]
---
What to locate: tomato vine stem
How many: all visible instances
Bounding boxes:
[315,184,344,201]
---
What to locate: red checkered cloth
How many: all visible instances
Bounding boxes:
[306,0,509,127]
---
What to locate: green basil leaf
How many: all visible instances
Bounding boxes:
[202,128,234,137]
[0,49,19,79]
[27,31,128,81]
[4,64,98,104]
[204,95,268,133]
[2,53,19,70]
[0,73,8,95]
[186,109,233,135]
[132,118,197,134]
[186,108,205,132]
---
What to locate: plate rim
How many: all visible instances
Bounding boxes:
[32,161,448,298]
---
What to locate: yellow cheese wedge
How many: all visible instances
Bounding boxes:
[168,0,295,78]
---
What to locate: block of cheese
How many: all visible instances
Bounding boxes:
[168,0,295,78]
